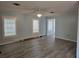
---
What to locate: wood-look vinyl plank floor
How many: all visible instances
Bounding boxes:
[0,36,76,58]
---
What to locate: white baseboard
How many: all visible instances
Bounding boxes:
[0,35,46,45]
[55,36,77,42]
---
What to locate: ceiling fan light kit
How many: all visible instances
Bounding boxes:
[37,13,42,18]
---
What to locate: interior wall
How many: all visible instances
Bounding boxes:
[0,17,2,40]
[55,5,78,42]
[77,3,79,58]
[0,11,47,40]
[39,17,47,35]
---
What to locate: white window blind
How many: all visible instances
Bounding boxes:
[33,20,39,33]
[4,16,16,36]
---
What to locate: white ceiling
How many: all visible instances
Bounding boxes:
[0,1,78,16]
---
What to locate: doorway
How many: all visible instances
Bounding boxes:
[47,19,55,37]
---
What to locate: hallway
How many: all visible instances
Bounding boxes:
[0,36,76,58]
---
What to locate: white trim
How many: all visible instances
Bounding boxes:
[55,36,77,42]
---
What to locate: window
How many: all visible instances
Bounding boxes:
[33,20,39,33]
[4,16,16,36]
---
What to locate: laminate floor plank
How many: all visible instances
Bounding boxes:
[0,36,76,58]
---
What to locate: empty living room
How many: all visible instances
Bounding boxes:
[0,1,79,58]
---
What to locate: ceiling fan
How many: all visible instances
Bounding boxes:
[13,3,54,18]
[29,8,54,18]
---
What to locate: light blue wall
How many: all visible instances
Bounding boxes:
[55,5,78,42]
[0,11,47,40]
[39,17,47,35]
[55,13,78,41]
